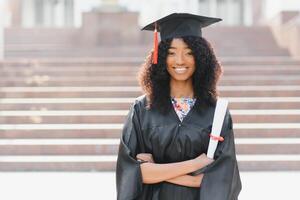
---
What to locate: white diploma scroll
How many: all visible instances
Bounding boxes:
[207,98,229,159]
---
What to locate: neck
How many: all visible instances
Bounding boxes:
[170,78,194,98]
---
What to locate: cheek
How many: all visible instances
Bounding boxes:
[191,65,196,74]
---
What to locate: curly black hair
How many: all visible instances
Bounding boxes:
[138,36,223,114]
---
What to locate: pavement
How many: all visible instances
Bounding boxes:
[0,171,299,200]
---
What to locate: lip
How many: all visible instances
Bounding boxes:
[173,67,188,74]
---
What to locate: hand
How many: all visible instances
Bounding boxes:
[193,153,214,169]
[193,173,204,180]
[192,173,204,186]
[136,153,155,163]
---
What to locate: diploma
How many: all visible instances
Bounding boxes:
[207,98,228,159]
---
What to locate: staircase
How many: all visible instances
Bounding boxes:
[5,26,290,58]
[1,25,300,172]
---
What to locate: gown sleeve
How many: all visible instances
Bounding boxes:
[116,102,144,200]
[194,110,242,200]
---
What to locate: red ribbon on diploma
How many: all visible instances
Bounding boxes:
[209,134,224,142]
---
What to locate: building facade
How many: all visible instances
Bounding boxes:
[8,0,75,27]
[4,0,300,28]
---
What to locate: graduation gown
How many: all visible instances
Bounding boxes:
[116,95,242,200]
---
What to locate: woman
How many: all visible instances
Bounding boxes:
[116,13,242,200]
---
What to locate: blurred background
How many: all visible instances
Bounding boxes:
[0,0,300,199]
[1,0,300,58]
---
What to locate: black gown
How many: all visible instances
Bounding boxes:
[116,95,242,200]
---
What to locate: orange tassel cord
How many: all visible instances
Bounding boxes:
[209,134,224,142]
[152,23,158,64]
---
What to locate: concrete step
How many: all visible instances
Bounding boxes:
[1,97,300,110]
[0,125,300,138]
[2,26,291,57]
[1,110,300,123]
[1,85,300,91]
[0,58,144,67]
[0,138,298,155]
[3,77,300,87]
[1,56,300,172]
[2,66,300,76]
[0,129,121,139]
[2,70,300,77]
[1,102,300,110]
[1,63,299,69]
[0,160,115,171]
[1,57,300,67]
[1,171,300,200]
[1,85,300,98]
[0,155,299,171]
[2,78,300,87]
[2,90,300,98]
[0,76,139,87]
[1,144,299,155]
[0,102,132,111]
[1,115,300,124]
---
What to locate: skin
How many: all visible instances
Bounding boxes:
[167,38,196,98]
[137,153,205,188]
[138,38,214,188]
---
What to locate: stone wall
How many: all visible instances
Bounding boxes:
[80,11,141,46]
[5,11,143,48]
[269,11,300,58]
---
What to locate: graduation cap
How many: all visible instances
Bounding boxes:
[141,13,222,64]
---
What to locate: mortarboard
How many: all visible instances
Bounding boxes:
[141,13,222,64]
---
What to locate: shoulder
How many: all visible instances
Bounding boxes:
[132,95,148,110]
[134,94,147,105]
[127,95,149,118]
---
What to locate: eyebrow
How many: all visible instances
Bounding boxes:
[168,47,191,50]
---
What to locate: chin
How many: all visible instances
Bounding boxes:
[170,75,192,82]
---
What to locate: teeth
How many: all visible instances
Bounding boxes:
[174,67,187,74]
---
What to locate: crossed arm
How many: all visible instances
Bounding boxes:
[137,153,213,188]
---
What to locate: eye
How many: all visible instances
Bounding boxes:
[186,51,193,55]
[167,51,175,56]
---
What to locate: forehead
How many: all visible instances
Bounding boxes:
[169,38,190,49]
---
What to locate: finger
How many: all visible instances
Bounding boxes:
[136,155,146,160]
[136,155,145,160]
[137,155,151,162]
[136,154,154,163]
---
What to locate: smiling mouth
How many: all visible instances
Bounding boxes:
[173,67,188,74]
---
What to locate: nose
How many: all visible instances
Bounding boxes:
[175,53,185,65]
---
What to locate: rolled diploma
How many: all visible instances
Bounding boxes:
[207,99,228,159]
